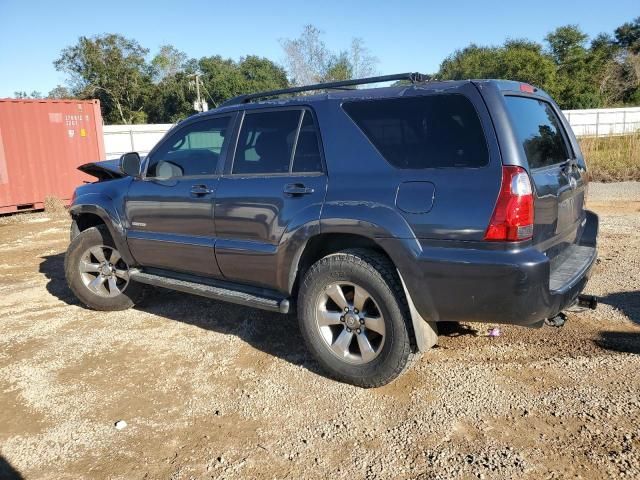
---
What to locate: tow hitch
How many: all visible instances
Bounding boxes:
[546,295,598,328]
[577,294,598,310]
[545,312,567,328]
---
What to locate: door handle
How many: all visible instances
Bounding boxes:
[283,183,314,196]
[190,184,214,196]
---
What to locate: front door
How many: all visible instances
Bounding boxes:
[125,114,234,277]
[214,108,327,288]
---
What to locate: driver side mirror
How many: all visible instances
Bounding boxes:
[120,152,142,177]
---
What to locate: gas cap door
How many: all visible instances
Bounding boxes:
[395,181,436,214]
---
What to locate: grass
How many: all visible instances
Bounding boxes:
[579,132,640,182]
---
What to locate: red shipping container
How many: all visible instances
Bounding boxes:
[0,99,105,214]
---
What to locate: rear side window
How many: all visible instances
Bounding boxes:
[292,111,322,173]
[342,95,488,169]
[233,110,299,174]
[504,96,569,169]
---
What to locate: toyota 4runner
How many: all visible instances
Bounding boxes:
[65,73,598,387]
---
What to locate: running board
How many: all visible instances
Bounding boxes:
[129,269,290,314]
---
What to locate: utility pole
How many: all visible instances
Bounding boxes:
[190,74,208,112]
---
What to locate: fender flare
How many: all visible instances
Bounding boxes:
[68,196,135,265]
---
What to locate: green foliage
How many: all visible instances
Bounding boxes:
[439,41,557,94]
[614,17,640,54]
[47,85,72,99]
[323,53,353,82]
[150,45,190,82]
[438,20,640,109]
[54,34,152,124]
[13,90,43,99]
[198,55,288,107]
[54,36,288,124]
[51,17,640,125]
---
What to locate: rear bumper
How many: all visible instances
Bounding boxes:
[382,210,599,327]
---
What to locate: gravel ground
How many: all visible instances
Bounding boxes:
[0,183,638,479]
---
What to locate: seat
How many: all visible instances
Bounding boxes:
[254,131,290,173]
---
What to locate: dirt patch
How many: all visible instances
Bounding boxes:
[0,184,639,479]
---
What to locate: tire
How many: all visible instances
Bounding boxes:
[298,248,418,388]
[64,225,145,311]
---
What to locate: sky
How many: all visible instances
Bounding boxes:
[0,0,638,97]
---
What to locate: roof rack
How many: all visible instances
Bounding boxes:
[220,72,429,107]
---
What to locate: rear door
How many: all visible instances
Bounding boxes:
[125,114,234,277]
[503,96,586,251]
[214,107,327,289]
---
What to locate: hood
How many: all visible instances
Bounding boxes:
[78,159,125,181]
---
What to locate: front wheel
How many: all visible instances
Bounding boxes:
[298,249,418,388]
[64,225,145,310]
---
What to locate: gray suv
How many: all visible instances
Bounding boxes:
[65,73,598,387]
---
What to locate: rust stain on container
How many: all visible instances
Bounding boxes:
[0,99,105,214]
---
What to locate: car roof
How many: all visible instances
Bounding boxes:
[188,78,550,120]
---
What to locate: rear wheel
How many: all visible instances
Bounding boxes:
[65,225,144,310]
[298,249,417,388]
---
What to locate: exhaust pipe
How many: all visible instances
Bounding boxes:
[577,294,598,310]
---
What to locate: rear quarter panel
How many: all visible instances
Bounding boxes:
[317,82,503,242]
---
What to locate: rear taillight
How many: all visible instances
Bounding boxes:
[484,166,534,241]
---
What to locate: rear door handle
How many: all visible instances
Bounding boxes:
[190,184,214,196]
[283,183,314,196]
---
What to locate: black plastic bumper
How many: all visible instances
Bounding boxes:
[384,210,599,327]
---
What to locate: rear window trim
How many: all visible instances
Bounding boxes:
[340,93,491,171]
[503,94,575,171]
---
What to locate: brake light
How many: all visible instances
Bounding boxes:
[484,166,534,241]
[519,83,536,93]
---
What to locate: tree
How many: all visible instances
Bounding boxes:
[145,72,196,123]
[323,53,352,82]
[614,17,640,54]
[54,34,152,124]
[280,25,378,85]
[439,40,557,97]
[198,55,288,107]
[47,85,73,99]
[347,38,378,79]
[150,45,189,82]
[13,91,42,99]
[438,24,633,109]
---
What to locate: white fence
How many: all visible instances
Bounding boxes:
[103,124,173,159]
[563,106,640,137]
[103,106,640,159]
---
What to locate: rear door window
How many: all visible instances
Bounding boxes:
[233,110,300,175]
[504,96,570,169]
[292,111,323,173]
[342,94,489,169]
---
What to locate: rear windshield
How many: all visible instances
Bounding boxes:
[342,94,489,169]
[504,96,570,169]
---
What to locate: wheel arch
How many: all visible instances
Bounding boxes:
[289,230,438,352]
[69,197,134,265]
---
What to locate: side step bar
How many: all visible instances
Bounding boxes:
[129,269,290,314]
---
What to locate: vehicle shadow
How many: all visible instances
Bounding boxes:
[0,456,23,480]
[39,253,323,377]
[436,321,480,337]
[39,252,79,306]
[595,331,640,355]
[598,291,640,325]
